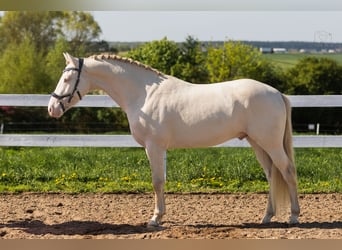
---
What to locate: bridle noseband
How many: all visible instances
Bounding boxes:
[51,58,84,112]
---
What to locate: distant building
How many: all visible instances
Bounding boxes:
[273,48,287,53]
[260,47,273,54]
[260,47,288,54]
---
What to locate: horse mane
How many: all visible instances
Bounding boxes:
[89,54,164,76]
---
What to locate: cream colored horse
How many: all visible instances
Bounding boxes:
[48,53,300,226]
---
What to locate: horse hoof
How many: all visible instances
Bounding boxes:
[261,214,273,224]
[147,220,159,228]
[289,216,299,225]
[261,218,270,224]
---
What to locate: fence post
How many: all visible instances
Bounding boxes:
[316,123,320,135]
[164,151,167,181]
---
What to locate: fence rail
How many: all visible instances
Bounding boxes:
[1,94,342,107]
[1,94,342,148]
[1,134,342,148]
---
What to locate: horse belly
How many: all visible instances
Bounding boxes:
[170,131,237,149]
[166,113,242,148]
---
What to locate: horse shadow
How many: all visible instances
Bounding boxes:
[189,221,342,230]
[1,220,341,237]
[0,219,164,236]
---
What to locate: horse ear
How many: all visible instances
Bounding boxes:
[63,52,77,66]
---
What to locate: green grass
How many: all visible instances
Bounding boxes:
[262,53,342,69]
[0,147,341,193]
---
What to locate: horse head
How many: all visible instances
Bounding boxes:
[48,53,89,118]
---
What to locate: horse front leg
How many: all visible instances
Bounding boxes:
[145,143,166,227]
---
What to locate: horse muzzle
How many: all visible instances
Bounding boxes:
[48,99,65,118]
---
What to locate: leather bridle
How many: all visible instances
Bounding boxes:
[51,58,84,112]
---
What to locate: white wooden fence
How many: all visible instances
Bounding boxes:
[1,94,342,148]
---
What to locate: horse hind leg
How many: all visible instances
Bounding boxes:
[247,138,275,224]
[268,148,300,224]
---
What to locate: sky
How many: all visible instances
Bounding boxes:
[90,11,342,43]
[0,6,341,43]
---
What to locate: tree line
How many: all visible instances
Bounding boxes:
[0,11,341,134]
[127,36,342,95]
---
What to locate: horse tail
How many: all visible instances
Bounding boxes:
[282,94,295,168]
[270,94,296,216]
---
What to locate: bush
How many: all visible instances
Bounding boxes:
[285,57,342,95]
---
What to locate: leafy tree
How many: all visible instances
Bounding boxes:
[206,41,280,85]
[46,38,72,85]
[128,36,209,83]
[0,11,102,94]
[127,37,180,75]
[0,11,101,55]
[0,11,60,53]
[0,37,49,94]
[285,57,342,94]
[171,35,208,83]
[56,11,101,53]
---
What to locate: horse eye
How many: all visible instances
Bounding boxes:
[63,77,69,83]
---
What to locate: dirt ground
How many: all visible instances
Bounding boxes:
[0,193,341,239]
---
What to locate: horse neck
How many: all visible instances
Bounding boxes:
[85,59,161,112]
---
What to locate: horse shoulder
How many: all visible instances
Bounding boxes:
[126,79,181,146]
